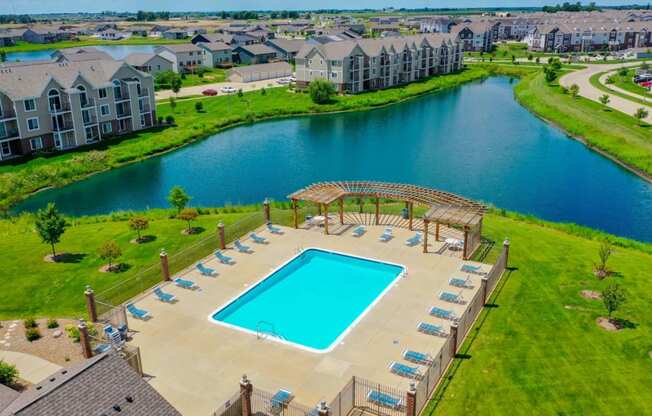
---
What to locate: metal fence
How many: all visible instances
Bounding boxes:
[329,377,354,416]
[352,377,406,416]
[213,390,244,416]
[250,387,314,416]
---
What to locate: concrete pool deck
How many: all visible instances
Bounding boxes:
[128,222,490,415]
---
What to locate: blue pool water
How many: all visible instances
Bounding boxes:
[211,249,404,352]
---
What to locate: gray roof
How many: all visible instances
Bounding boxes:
[230,61,292,76]
[265,38,307,54]
[124,53,172,66]
[0,385,18,412]
[156,43,202,53]
[0,353,180,416]
[197,41,231,52]
[235,43,277,56]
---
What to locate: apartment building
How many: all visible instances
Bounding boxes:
[155,44,207,73]
[295,33,463,94]
[0,59,156,161]
[525,22,651,52]
[450,21,496,52]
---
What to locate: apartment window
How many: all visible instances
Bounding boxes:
[140,114,146,128]
[1,142,10,156]
[100,104,111,116]
[99,88,107,99]
[85,126,93,139]
[24,99,36,112]
[118,118,128,132]
[27,117,39,131]
[29,137,43,150]
[0,123,5,138]
[113,80,122,99]
[102,122,112,134]
[331,72,337,79]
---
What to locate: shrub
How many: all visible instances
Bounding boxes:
[25,327,41,342]
[569,83,580,98]
[309,79,336,104]
[165,115,175,125]
[46,318,59,329]
[0,360,18,386]
[23,317,37,329]
[65,324,97,343]
[602,283,626,318]
[195,101,204,112]
[237,89,244,97]
[157,116,164,124]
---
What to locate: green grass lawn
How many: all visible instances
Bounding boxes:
[466,42,552,60]
[154,68,227,91]
[612,68,652,99]
[589,70,651,107]
[0,36,187,53]
[426,211,652,414]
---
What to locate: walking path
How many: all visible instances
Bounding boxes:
[598,70,652,104]
[560,61,652,122]
[155,77,288,100]
[0,350,61,384]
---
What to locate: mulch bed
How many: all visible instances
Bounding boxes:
[596,317,623,332]
[580,290,602,300]
[0,319,87,366]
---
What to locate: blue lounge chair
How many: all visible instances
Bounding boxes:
[214,250,233,264]
[403,350,433,365]
[405,232,422,246]
[94,343,112,354]
[379,227,393,242]
[367,390,402,409]
[154,287,175,302]
[449,277,471,288]
[461,264,487,275]
[104,325,122,345]
[389,361,422,379]
[267,223,283,234]
[439,291,463,304]
[352,225,366,237]
[250,233,268,244]
[174,277,196,289]
[196,262,215,276]
[430,306,457,321]
[126,303,149,320]
[418,322,446,337]
[234,240,251,253]
[270,389,293,413]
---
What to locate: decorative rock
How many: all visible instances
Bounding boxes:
[53,330,63,338]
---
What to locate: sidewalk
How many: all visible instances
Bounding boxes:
[598,70,652,104]
[156,77,288,100]
[0,350,61,384]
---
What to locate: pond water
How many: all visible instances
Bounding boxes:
[6,44,158,62]
[15,77,652,242]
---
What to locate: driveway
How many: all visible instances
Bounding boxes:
[560,61,652,122]
[156,77,289,100]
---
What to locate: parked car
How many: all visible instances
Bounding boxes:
[276,78,291,85]
[202,89,218,96]
[289,76,296,82]
[220,86,237,94]
[634,74,652,83]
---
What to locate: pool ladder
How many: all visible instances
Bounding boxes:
[256,321,286,341]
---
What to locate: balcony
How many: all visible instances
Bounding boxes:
[48,102,72,115]
[117,109,132,119]
[138,88,149,98]
[53,122,74,132]
[80,97,95,109]
[0,108,16,121]
[0,127,19,140]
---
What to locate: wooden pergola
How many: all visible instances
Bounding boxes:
[288,181,487,259]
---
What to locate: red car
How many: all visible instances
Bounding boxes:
[202,89,218,96]
[639,81,652,89]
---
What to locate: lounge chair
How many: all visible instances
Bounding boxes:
[126,303,149,320]
[352,225,366,237]
[439,291,463,304]
[389,361,422,379]
[154,287,176,302]
[449,276,472,288]
[403,350,433,365]
[461,264,487,275]
[405,232,422,246]
[379,227,393,242]
[104,325,123,345]
[270,389,293,413]
[94,343,112,354]
[174,277,196,289]
[250,233,268,244]
[267,223,283,234]
[196,262,215,276]
[214,250,234,264]
[367,390,403,410]
[429,306,457,321]
[417,322,446,337]
[234,239,252,253]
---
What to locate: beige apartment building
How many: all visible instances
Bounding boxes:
[0,59,156,161]
[295,34,463,93]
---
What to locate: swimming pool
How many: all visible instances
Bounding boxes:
[209,248,405,353]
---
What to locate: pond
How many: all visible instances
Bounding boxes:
[15,77,652,242]
[5,44,158,62]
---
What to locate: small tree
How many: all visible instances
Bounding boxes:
[171,76,182,96]
[0,360,18,386]
[595,239,613,278]
[602,283,626,318]
[98,240,122,271]
[527,53,533,61]
[634,108,649,126]
[178,208,198,234]
[544,66,558,83]
[35,203,67,259]
[261,87,266,95]
[128,216,149,242]
[195,101,204,112]
[535,56,540,64]
[599,94,610,107]
[569,83,580,98]
[167,186,191,214]
[309,79,336,104]
[169,97,176,113]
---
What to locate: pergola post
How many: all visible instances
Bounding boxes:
[435,222,440,241]
[463,226,469,260]
[423,219,429,253]
[292,199,298,229]
[324,203,329,235]
[408,202,413,231]
[339,198,344,225]
[317,202,322,216]
[375,197,380,225]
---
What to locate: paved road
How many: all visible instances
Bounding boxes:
[560,61,652,122]
[156,77,288,100]
[598,70,652,104]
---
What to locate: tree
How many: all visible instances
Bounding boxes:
[527,53,533,61]
[35,203,67,259]
[569,83,580,98]
[634,108,649,126]
[171,76,182,96]
[167,186,191,214]
[128,216,149,242]
[602,283,626,318]
[535,56,540,64]
[599,94,610,108]
[169,96,176,113]
[309,79,336,104]
[544,66,558,83]
[178,208,198,234]
[0,360,18,386]
[195,101,204,112]
[98,240,122,271]
[595,239,613,278]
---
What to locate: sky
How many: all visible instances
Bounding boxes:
[0,0,640,14]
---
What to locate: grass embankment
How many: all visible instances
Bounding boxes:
[514,70,652,179]
[426,210,652,415]
[589,70,651,107]
[0,66,500,210]
[1,37,187,53]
